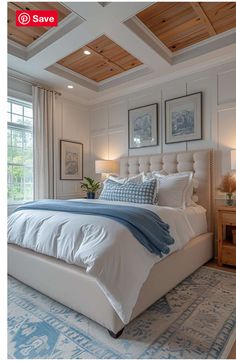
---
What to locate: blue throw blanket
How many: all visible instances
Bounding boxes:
[16,200,175,257]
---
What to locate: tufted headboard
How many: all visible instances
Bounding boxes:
[120,149,213,231]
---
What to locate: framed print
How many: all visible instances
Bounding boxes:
[60,140,83,180]
[128,103,158,149]
[165,92,202,144]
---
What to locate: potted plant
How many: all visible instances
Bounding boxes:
[218,173,236,206]
[80,177,101,199]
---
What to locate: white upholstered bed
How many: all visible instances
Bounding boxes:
[8,149,214,337]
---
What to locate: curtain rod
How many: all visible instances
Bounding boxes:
[9,74,62,96]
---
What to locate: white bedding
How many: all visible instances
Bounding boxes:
[8,199,207,323]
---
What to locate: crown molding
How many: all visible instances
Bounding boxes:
[46,63,153,92]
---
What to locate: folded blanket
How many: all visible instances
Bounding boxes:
[16,200,175,257]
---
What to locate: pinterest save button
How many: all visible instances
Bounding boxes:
[16,10,58,27]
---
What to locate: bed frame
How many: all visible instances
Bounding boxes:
[8,149,214,337]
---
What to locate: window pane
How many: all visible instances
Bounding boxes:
[12,103,23,115]
[12,147,24,164]
[24,117,33,126]
[24,167,33,183]
[24,184,33,200]
[12,165,24,183]
[8,165,13,184]
[24,107,32,118]
[23,148,33,166]
[11,183,24,201]
[8,98,33,203]
[8,147,13,163]
[12,129,23,147]
[8,102,11,113]
[8,128,12,146]
[8,187,13,202]
[23,131,33,148]
[12,114,24,125]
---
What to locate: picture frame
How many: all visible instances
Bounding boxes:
[128,103,158,149]
[60,140,83,180]
[165,92,202,144]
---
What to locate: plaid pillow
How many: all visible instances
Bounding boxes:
[99,178,157,204]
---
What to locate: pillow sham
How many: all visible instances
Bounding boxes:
[106,174,143,184]
[99,178,157,204]
[155,172,193,208]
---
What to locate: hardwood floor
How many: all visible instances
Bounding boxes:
[205,260,236,359]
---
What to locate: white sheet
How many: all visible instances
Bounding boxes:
[8,199,207,324]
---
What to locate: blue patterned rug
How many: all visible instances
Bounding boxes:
[8,266,236,359]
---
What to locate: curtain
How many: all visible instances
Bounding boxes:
[32,86,55,199]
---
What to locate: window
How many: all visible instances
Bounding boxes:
[7,97,33,203]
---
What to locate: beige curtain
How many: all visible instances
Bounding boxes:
[33,86,55,199]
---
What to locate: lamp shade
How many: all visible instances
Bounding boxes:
[231,149,236,170]
[95,160,119,174]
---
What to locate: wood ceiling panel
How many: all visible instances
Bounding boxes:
[8,2,71,46]
[57,35,142,83]
[136,2,236,52]
[201,2,236,33]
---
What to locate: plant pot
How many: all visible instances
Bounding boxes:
[87,192,95,199]
[225,193,234,206]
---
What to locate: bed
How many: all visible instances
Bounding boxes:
[8,149,214,337]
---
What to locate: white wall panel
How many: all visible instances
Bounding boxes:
[108,131,127,160]
[218,68,236,105]
[90,106,108,133]
[108,101,127,129]
[91,134,109,180]
[87,61,236,201]
[128,87,161,109]
[91,134,108,160]
[187,75,214,150]
[218,107,236,176]
[54,98,90,199]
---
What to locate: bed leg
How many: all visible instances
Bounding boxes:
[108,327,124,339]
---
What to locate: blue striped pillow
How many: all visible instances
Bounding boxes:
[99,178,157,204]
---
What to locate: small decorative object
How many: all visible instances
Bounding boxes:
[217,173,236,206]
[80,177,101,199]
[128,103,158,149]
[60,140,83,180]
[165,92,202,144]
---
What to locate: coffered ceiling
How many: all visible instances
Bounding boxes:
[7,2,236,104]
[57,35,142,82]
[136,2,236,52]
[8,2,71,46]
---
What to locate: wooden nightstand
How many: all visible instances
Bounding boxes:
[217,206,236,267]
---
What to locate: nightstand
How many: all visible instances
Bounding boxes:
[217,206,236,267]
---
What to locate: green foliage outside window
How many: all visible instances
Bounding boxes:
[7,98,33,202]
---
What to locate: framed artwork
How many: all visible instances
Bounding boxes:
[60,140,83,180]
[165,92,202,144]
[128,103,158,149]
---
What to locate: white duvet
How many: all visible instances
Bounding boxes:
[8,199,207,324]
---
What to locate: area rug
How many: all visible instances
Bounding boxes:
[8,266,236,359]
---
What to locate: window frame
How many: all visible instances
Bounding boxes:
[7,96,34,205]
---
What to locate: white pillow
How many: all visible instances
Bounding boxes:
[155,172,193,208]
[106,174,143,184]
[186,175,199,206]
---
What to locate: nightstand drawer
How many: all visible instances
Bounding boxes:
[221,212,236,225]
[222,245,236,266]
